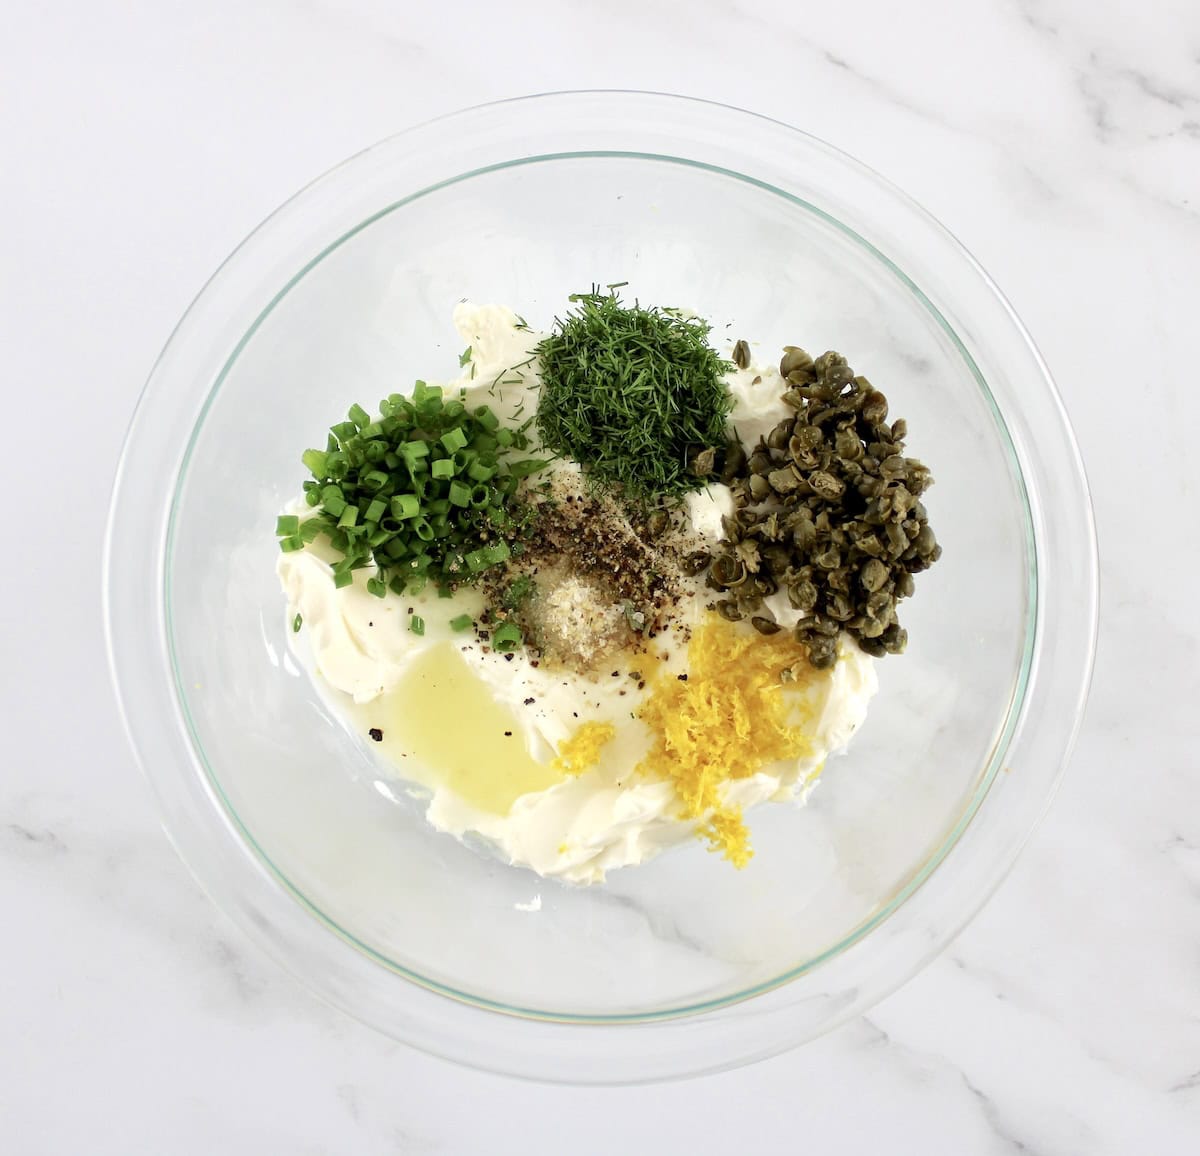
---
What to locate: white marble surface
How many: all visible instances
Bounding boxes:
[3,0,1198,1150]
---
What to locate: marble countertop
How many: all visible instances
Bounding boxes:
[3,0,1198,1150]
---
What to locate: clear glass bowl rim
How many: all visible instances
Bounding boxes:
[104,90,1098,1084]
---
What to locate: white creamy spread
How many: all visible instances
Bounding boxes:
[279,304,878,884]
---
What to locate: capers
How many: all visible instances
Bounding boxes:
[751,615,781,635]
[749,473,772,501]
[748,449,773,476]
[809,471,845,501]
[780,346,814,378]
[788,579,819,611]
[709,335,940,668]
[861,390,889,425]
[733,339,751,370]
[646,509,669,538]
[721,441,747,483]
[768,467,802,495]
[860,558,889,593]
[716,598,745,622]
[710,553,747,588]
[683,550,711,576]
[690,447,718,477]
[766,419,795,451]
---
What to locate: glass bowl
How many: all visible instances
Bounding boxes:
[104,91,1097,1083]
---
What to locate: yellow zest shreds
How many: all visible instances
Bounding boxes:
[635,618,818,866]
[553,722,616,776]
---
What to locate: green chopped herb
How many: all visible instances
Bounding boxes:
[459,346,473,367]
[535,287,733,501]
[289,384,549,596]
[501,574,536,610]
[409,614,425,636]
[449,613,473,632]
[492,621,523,652]
[292,613,303,633]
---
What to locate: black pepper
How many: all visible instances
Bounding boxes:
[368,728,383,742]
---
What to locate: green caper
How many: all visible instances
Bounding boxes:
[749,473,772,502]
[768,467,802,495]
[835,428,864,462]
[860,558,889,593]
[710,554,747,588]
[780,347,814,377]
[721,441,748,482]
[716,599,745,622]
[788,579,819,611]
[683,550,711,576]
[748,450,773,475]
[690,447,718,477]
[750,616,780,635]
[646,510,669,538]
[766,419,795,451]
[809,471,846,501]
[861,390,889,425]
[733,339,751,370]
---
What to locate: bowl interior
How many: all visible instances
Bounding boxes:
[166,153,1031,1019]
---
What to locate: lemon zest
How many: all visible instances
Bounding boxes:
[635,618,818,866]
[553,721,616,776]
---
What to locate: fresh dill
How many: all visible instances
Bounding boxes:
[534,287,733,502]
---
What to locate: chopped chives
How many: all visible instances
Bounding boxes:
[391,494,419,520]
[449,613,473,632]
[301,449,328,477]
[292,613,303,632]
[492,622,523,652]
[440,426,468,453]
[286,383,541,599]
[409,614,425,636]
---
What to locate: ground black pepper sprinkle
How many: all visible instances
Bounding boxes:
[368,728,383,742]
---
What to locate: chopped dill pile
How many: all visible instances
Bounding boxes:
[534,287,733,502]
